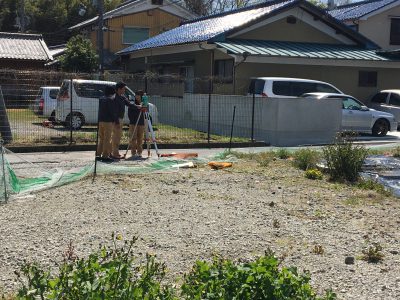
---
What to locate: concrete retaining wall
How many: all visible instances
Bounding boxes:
[150,94,342,146]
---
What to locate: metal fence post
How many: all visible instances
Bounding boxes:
[251,92,255,143]
[207,81,211,146]
[0,139,7,203]
[69,77,73,146]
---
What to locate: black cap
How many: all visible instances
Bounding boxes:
[116,81,127,90]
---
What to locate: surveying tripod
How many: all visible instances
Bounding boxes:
[124,107,160,158]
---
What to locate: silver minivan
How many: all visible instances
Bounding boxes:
[247,77,343,97]
[55,79,158,129]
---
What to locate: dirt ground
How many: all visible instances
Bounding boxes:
[0,157,399,299]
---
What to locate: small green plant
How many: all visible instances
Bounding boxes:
[305,169,323,180]
[312,245,324,255]
[276,148,290,159]
[361,243,384,263]
[292,149,320,170]
[323,137,368,182]
[357,179,392,196]
[181,251,336,300]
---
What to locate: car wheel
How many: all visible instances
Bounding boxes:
[48,111,55,122]
[372,119,389,136]
[66,113,85,130]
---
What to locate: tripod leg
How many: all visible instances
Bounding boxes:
[145,113,151,157]
[145,112,160,157]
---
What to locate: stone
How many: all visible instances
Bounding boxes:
[345,256,355,265]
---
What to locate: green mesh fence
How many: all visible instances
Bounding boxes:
[2,149,236,199]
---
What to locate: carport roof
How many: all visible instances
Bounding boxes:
[215,40,390,61]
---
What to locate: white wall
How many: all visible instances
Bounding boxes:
[150,94,342,146]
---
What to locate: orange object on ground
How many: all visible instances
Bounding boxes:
[160,153,198,159]
[42,120,54,128]
[207,161,233,170]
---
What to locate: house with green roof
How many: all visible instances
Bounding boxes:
[117,0,400,100]
[329,0,400,51]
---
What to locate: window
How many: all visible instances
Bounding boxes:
[214,59,233,80]
[371,92,388,103]
[342,97,362,110]
[358,71,377,87]
[389,93,400,106]
[390,18,400,45]
[49,89,59,99]
[123,27,149,44]
[74,83,109,98]
[273,81,339,97]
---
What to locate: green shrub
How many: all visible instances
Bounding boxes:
[276,148,290,159]
[181,251,336,300]
[305,169,323,180]
[323,138,368,182]
[16,234,175,300]
[292,149,320,170]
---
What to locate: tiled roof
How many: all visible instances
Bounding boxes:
[117,0,296,54]
[329,0,398,21]
[69,0,195,30]
[0,32,52,61]
[216,39,389,61]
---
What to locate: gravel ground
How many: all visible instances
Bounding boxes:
[0,156,400,299]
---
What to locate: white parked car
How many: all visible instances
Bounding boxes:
[302,93,397,136]
[55,79,158,130]
[247,77,343,97]
[32,86,60,120]
[369,90,400,129]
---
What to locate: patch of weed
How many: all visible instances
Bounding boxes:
[276,148,290,159]
[292,149,320,171]
[357,179,392,197]
[361,243,384,263]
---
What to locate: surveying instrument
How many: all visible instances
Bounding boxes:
[124,103,160,158]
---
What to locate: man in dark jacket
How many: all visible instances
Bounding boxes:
[96,85,118,162]
[111,81,128,159]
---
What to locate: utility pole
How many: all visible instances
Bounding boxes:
[17,0,27,32]
[97,0,105,78]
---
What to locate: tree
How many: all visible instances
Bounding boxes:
[183,0,252,16]
[60,35,98,73]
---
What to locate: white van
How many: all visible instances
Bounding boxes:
[247,77,343,97]
[55,79,158,129]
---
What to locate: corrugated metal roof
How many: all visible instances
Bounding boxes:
[117,0,295,54]
[328,0,398,21]
[215,40,390,61]
[0,32,52,61]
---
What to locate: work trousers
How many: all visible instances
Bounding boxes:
[112,118,123,156]
[97,122,113,157]
[128,124,144,155]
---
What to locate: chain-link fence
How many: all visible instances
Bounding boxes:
[0,69,263,147]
